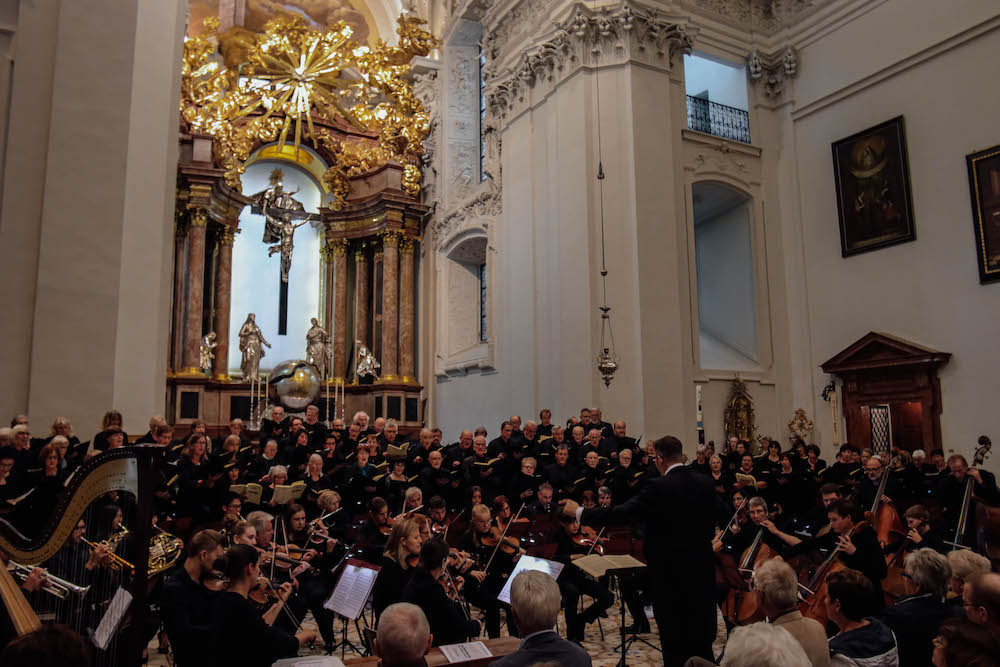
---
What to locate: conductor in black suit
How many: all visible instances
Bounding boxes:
[560,435,720,666]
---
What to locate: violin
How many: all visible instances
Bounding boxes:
[572,526,608,556]
[378,516,395,537]
[480,526,520,555]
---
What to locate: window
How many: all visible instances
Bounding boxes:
[479,262,487,341]
[479,46,486,182]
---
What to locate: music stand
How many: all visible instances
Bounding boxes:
[324,558,380,658]
[572,554,658,667]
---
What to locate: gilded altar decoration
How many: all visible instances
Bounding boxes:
[199,332,217,373]
[787,408,814,443]
[723,376,756,444]
[180,13,437,209]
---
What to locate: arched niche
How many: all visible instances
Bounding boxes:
[691,180,759,371]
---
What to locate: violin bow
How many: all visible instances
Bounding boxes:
[483,503,524,574]
[585,526,607,556]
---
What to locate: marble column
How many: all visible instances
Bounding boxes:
[212,226,235,380]
[171,223,187,372]
[332,240,349,379]
[181,209,207,374]
[355,247,370,351]
[399,237,415,382]
[380,231,399,381]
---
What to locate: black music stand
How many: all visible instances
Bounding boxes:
[606,563,660,667]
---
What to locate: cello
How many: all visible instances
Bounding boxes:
[798,519,869,628]
[952,436,992,551]
[867,462,904,548]
[722,503,781,625]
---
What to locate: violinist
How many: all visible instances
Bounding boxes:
[286,505,338,651]
[553,513,614,642]
[315,490,348,542]
[161,530,225,667]
[427,495,452,536]
[209,545,315,667]
[371,517,421,620]
[456,504,508,638]
[398,487,424,518]
[400,537,481,646]
[882,505,945,556]
[356,496,391,557]
[786,500,887,610]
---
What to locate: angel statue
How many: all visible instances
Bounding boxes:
[238,313,271,379]
[305,317,332,379]
[354,340,380,382]
[267,211,309,283]
[199,332,217,373]
[250,168,305,243]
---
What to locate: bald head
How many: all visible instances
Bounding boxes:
[375,603,432,664]
[965,572,1000,629]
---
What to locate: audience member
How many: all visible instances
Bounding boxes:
[374,603,433,667]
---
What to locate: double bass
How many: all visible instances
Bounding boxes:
[867,463,904,548]
[953,436,992,551]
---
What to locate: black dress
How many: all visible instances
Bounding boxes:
[371,556,413,620]
[210,591,299,667]
[400,567,480,646]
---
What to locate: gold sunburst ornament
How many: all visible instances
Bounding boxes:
[181,14,437,209]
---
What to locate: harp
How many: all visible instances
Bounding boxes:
[0,446,163,661]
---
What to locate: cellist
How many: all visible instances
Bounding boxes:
[787,500,887,613]
[935,453,1000,551]
[715,497,788,557]
[854,456,904,518]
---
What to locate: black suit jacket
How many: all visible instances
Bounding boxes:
[490,630,592,667]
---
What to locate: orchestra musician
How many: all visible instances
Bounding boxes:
[935,454,1000,551]
[456,503,513,638]
[371,517,422,620]
[209,545,315,666]
[160,530,225,667]
[400,537,481,645]
[553,513,614,641]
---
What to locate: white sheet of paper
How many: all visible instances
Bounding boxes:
[92,587,132,650]
[497,555,564,604]
[324,563,378,620]
[438,641,493,663]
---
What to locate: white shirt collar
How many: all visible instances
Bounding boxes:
[664,462,685,476]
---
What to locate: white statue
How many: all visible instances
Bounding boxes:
[306,317,332,379]
[355,339,380,382]
[238,313,271,379]
[199,332,217,373]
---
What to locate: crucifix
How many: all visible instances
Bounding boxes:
[249,169,319,335]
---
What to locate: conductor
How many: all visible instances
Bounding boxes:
[560,435,719,666]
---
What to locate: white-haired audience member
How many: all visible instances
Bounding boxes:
[374,603,432,667]
[880,548,962,665]
[753,559,830,666]
[946,549,991,598]
[720,622,810,666]
[492,570,591,667]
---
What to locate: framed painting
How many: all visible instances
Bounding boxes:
[966,144,1000,284]
[831,116,916,257]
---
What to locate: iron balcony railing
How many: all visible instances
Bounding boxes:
[686,96,751,145]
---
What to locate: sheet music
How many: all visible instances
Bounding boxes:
[324,560,379,620]
[438,641,493,663]
[92,587,132,650]
[497,555,564,604]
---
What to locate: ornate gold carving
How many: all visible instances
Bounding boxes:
[189,209,209,228]
[218,227,237,246]
[399,236,416,254]
[180,14,438,208]
[379,229,402,248]
[331,239,349,256]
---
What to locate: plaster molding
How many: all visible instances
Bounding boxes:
[747,46,798,99]
[485,1,697,130]
[678,0,840,38]
[681,129,763,186]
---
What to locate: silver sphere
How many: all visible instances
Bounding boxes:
[267,360,322,412]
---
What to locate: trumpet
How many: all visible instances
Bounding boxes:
[7,562,90,599]
[81,537,135,573]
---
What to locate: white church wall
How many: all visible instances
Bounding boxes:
[789,0,1000,464]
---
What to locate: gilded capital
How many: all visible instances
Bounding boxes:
[219,226,237,246]
[380,229,403,249]
[189,208,209,227]
[332,239,349,256]
[400,236,416,254]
